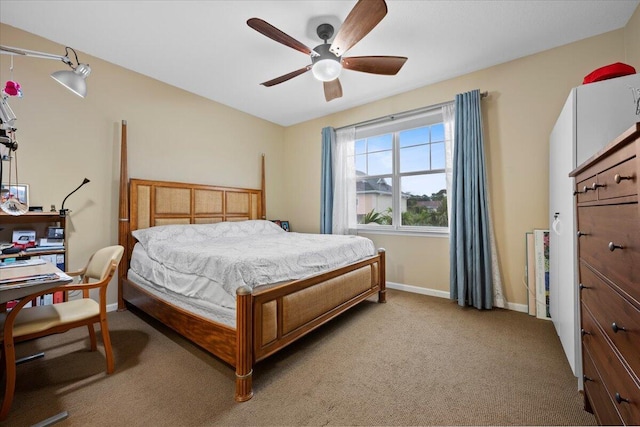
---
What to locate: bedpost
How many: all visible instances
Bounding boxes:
[117,120,130,311]
[378,248,386,303]
[261,153,266,219]
[235,286,254,402]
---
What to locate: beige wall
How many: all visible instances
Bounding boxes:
[625,4,640,66]
[283,24,638,308]
[0,24,286,306]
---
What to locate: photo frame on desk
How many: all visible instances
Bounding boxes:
[1,183,29,205]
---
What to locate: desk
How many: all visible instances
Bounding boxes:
[0,262,70,304]
[0,262,72,422]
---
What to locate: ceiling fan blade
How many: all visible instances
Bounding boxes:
[342,56,407,75]
[247,18,312,55]
[323,79,343,102]
[330,0,387,57]
[261,65,312,87]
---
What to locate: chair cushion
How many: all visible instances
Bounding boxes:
[5,299,100,338]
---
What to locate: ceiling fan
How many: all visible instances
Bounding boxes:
[247,0,407,102]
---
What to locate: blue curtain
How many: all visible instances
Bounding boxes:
[450,89,493,309]
[320,127,335,234]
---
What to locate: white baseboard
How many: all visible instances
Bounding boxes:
[387,281,451,299]
[386,281,528,313]
[505,301,528,313]
[107,302,118,313]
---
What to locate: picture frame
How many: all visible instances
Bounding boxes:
[280,220,290,232]
[0,183,29,205]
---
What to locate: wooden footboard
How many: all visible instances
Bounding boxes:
[251,251,384,361]
[235,249,385,401]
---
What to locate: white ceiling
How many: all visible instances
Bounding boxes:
[1,0,638,126]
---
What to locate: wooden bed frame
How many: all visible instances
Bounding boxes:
[116,121,386,401]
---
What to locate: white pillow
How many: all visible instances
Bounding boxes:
[132,219,284,249]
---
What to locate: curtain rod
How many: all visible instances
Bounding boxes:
[335,90,488,131]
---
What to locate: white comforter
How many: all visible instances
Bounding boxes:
[131,220,375,305]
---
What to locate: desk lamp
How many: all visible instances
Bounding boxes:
[59,178,90,217]
[0,44,91,215]
[0,45,91,98]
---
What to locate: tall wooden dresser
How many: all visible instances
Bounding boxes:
[570,122,640,425]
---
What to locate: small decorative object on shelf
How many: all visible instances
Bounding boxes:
[0,183,29,216]
[12,229,36,250]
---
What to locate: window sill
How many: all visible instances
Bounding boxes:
[355,227,449,238]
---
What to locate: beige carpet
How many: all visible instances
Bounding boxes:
[4,289,596,426]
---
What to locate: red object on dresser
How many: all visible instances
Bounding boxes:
[582,62,636,84]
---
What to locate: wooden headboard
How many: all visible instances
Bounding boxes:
[129,179,264,230]
[117,120,266,309]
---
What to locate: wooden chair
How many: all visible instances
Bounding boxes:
[0,245,124,420]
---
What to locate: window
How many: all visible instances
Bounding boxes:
[353,108,451,233]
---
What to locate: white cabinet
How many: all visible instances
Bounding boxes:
[549,73,640,387]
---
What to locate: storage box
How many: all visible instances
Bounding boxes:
[12,230,36,249]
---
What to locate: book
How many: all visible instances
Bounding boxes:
[56,254,65,271]
[53,291,64,304]
[525,232,536,317]
[43,293,53,305]
[25,246,65,252]
[534,229,551,320]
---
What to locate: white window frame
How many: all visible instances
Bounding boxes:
[354,107,450,236]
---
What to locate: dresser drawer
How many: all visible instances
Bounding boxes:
[582,306,640,425]
[580,263,640,381]
[597,156,638,201]
[577,175,599,203]
[577,204,640,305]
[583,345,624,426]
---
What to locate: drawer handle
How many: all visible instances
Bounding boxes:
[577,231,589,238]
[583,185,594,193]
[615,392,630,404]
[611,322,626,333]
[573,189,584,196]
[583,375,593,382]
[591,182,606,190]
[581,328,591,336]
[579,284,589,290]
[614,174,633,184]
[608,242,624,252]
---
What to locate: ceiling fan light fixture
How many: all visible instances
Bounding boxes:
[311,43,342,82]
[312,58,342,82]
